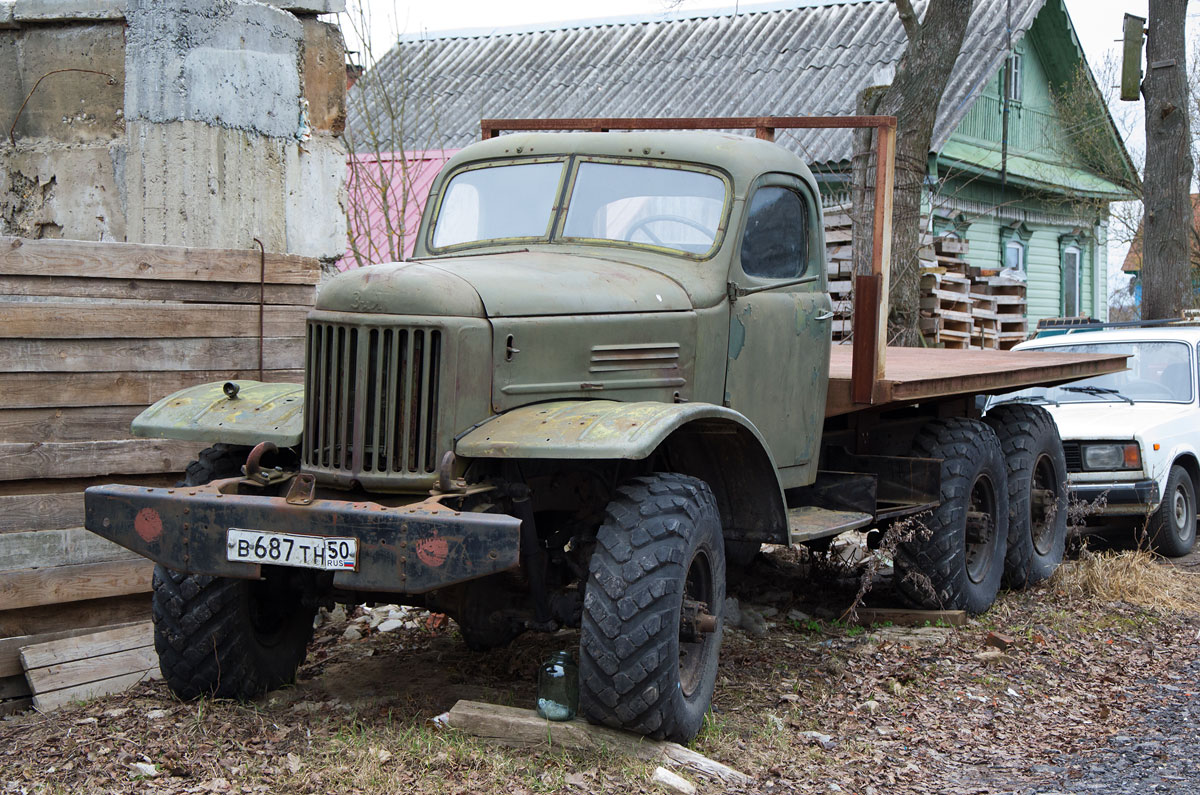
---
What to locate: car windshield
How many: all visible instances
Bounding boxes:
[430,158,728,257]
[995,340,1195,405]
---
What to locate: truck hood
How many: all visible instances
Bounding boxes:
[1041,401,1195,440]
[317,252,693,318]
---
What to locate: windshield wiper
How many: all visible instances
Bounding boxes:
[1061,386,1134,405]
[994,395,1059,407]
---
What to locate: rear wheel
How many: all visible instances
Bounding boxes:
[985,404,1068,587]
[153,445,316,700]
[1149,465,1196,557]
[579,473,725,743]
[896,419,1009,614]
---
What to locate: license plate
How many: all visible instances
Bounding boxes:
[226,529,358,571]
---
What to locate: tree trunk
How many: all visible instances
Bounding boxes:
[852,0,973,346]
[1141,0,1194,320]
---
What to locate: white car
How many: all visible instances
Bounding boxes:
[989,326,1200,557]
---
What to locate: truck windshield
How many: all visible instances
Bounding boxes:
[430,158,728,257]
[995,341,1194,405]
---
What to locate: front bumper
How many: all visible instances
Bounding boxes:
[84,479,521,594]
[1069,479,1159,516]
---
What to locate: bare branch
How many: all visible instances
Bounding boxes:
[893,0,920,40]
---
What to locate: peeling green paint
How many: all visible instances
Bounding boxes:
[729,307,749,359]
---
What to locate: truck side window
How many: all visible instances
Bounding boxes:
[739,186,808,279]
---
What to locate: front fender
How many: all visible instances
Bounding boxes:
[456,400,775,461]
[131,380,304,448]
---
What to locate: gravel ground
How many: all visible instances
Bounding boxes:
[1015,658,1200,795]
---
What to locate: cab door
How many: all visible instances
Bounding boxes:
[724,176,831,487]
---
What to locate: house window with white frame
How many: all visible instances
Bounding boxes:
[1005,238,1026,271]
[1062,243,1083,316]
[1005,52,1023,102]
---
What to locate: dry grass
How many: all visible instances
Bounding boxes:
[1050,548,1200,613]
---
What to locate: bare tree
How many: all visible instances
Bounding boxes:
[852,0,974,346]
[1141,0,1194,319]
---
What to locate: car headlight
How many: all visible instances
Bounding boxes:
[1081,442,1141,471]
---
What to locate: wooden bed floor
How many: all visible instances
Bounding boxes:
[826,346,1128,416]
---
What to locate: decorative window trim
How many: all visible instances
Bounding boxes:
[933,212,971,241]
[1000,222,1031,272]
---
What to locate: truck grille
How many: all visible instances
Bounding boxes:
[304,322,443,475]
[1062,442,1082,473]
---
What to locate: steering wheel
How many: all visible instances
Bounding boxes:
[626,214,714,246]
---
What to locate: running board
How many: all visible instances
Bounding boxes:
[787,506,873,544]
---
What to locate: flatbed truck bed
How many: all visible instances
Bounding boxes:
[826,347,1128,417]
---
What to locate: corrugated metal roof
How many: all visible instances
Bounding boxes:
[347,0,1046,165]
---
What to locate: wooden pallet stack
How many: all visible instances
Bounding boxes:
[0,237,316,713]
[919,237,1028,350]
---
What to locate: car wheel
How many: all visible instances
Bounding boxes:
[1149,465,1196,557]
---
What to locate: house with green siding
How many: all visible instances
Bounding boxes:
[348,0,1138,327]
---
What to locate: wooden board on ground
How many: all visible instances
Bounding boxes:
[447,700,751,785]
[0,621,148,678]
[826,347,1129,417]
[848,607,967,627]
[20,621,160,711]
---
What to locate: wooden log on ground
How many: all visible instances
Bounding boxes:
[447,700,752,786]
[0,559,154,611]
[0,621,147,678]
[21,621,160,711]
[848,607,967,627]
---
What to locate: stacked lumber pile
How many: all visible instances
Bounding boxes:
[822,210,1028,349]
[0,236,316,713]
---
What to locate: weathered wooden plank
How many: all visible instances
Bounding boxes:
[0,236,318,285]
[0,491,84,533]
[849,607,967,627]
[0,274,315,305]
[0,528,138,572]
[0,303,309,340]
[32,667,161,712]
[0,337,304,373]
[0,439,206,480]
[0,407,143,445]
[447,700,751,785]
[19,622,152,670]
[0,559,154,611]
[0,673,31,700]
[0,474,176,499]
[0,594,151,638]
[0,622,146,678]
[3,368,303,409]
[28,645,157,692]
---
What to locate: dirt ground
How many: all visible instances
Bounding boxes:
[2,542,1198,795]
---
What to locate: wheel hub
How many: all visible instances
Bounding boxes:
[964,474,998,585]
[678,551,716,697]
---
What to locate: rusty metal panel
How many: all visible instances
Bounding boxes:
[83,483,521,594]
[131,380,304,447]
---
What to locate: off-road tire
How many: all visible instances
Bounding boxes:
[176,443,250,487]
[1149,465,1197,558]
[579,473,725,743]
[153,444,315,700]
[985,404,1068,587]
[896,419,1009,614]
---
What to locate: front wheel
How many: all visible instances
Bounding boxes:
[896,419,1009,614]
[579,473,725,743]
[1149,465,1196,557]
[152,566,316,700]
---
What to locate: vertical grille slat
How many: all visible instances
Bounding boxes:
[305,320,444,479]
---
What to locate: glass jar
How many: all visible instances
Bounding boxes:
[536,650,579,721]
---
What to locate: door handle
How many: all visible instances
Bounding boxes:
[815,311,835,321]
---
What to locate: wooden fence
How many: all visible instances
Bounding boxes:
[0,236,317,713]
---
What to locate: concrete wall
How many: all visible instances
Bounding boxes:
[0,0,347,264]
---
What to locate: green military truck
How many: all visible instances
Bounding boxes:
[85,120,1123,743]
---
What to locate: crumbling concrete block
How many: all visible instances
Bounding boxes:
[125,0,305,140]
[11,0,123,23]
[285,134,346,260]
[301,17,346,135]
[3,23,124,144]
[1,143,124,241]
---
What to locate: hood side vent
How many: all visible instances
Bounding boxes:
[589,342,680,374]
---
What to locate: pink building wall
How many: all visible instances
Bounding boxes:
[341,149,457,270]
